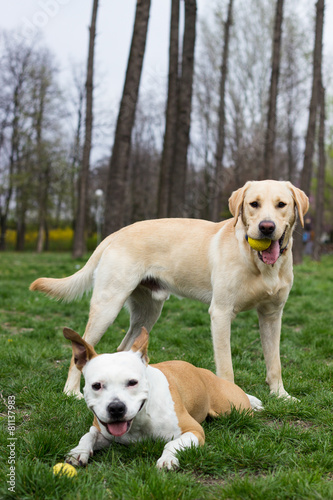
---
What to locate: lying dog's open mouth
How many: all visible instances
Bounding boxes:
[97,400,146,437]
[247,230,287,265]
[100,418,133,437]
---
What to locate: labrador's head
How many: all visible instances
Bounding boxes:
[229,180,309,264]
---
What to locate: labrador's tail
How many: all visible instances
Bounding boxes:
[29,235,112,302]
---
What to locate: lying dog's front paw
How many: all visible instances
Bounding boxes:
[156,452,179,470]
[65,448,91,467]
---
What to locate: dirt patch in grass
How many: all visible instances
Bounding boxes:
[265,419,315,430]
[1,322,34,335]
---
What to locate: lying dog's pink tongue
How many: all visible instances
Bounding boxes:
[261,240,280,265]
[107,421,128,437]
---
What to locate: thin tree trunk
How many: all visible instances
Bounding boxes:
[293,0,324,264]
[169,0,197,218]
[36,161,51,253]
[104,0,151,236]
[211,0,233,222]
[72,0,99,258]
[35,71,48,253]
[263,0,284,180]
[312,83,325,261]
[0,87,20,251]
[157,0,179,218]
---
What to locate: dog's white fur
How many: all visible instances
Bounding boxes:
[30,180,309,399]
[64,327,262,469]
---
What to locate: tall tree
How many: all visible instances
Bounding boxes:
[157,0,180,218]
[263,0,284,179]
[312,82,326,261]
[211,0,233,222]
[168,0,197,217]
[0,36,32,250]
[72,0,99,258]
[34,58,54,253]
[293,0,325,264]
[104,0,151,236]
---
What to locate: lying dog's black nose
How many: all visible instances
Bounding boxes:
[259,221,275,236]
[107,401,126,419]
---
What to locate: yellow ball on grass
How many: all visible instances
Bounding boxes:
[247,237,271,252]
[53,463,77,478]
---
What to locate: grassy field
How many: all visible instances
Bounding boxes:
[0,252,332,500]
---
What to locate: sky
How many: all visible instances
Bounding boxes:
[2,0,333,109]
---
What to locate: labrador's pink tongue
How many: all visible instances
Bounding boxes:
[107,422,128,437]
[262,240,280,265]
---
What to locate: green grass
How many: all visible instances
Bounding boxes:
[0,252,332,499]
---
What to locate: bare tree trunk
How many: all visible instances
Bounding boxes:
[263,0,284,179]
[36,161,51,253]
[72,0,99,258]
[35,68,48,253]
[211,0,233,222]
[157,0,179,218]
[104,0,151,236]
[69,79,84,228]
[0,84,21,251]
[169,0,197,218]
[312,83,325,261]
[293,0,324,265]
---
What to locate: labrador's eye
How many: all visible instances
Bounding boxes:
[92,383,101,391]
[277,201,286,208]
[250,201,259,208]
[127,379,138,387]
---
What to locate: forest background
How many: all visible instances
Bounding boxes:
[1,0,333,264]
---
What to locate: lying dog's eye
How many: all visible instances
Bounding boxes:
[127,379,138,387]
[92,383,101,391]
[277,201,286,208]
[250,201,259,208]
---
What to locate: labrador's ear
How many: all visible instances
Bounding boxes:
[130,327,149,366]
[228,182,251,226]
[286,183,309,227]
[63,327,98,371]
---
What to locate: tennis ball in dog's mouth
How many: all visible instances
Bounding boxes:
[247,236,271,252]
[53,463,77,478]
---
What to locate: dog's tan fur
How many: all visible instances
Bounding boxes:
[30,180,309,398]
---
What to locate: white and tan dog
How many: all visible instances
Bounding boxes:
[30,180,309,399]
[63,327,262,470]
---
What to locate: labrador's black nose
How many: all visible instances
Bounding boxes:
[259,221,276,236]
[107,401,126,419]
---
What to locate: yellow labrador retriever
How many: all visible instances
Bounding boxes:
[30,180,308,399]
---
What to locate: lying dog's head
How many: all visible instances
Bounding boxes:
[63,327,149,437]
[229,180,309,265]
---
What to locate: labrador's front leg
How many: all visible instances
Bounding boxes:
[257,305,291,398]
[209,302,235,382]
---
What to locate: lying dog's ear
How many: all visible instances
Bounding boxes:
[228,182,251,226]
[130,327,149,365]
[286,183,309,227]
[63,327,98,371]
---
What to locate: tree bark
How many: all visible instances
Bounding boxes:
[211,0,233,222]
[72,0,99,258]
[157,0,180,218]
[104,0,151,236]
[263,0,284,180]
[293,0,324,265]
[312,83,325,261]
[35,65,49,253]
[168,0,197,218]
